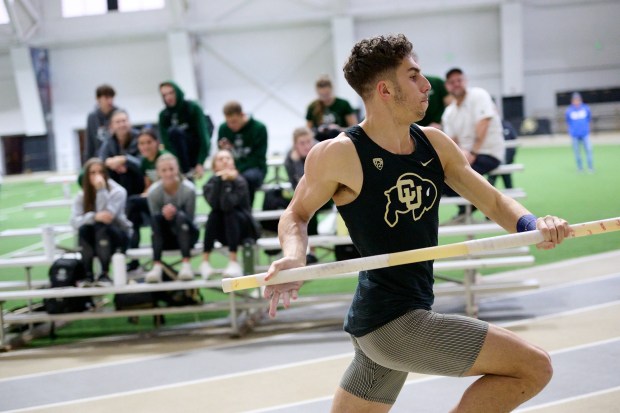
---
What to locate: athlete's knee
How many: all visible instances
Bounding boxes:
[527,347,553,389]
[331,387,392,413]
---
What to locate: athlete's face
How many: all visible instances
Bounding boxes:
[391,57,431,123]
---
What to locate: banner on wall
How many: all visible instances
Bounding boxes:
[29,47,55,170]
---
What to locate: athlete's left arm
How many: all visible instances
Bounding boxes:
[422,127,571,248]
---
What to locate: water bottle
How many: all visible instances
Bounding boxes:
[112,250,127,286]
[42,225,56,261]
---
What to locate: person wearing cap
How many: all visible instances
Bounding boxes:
[565,92,594,173]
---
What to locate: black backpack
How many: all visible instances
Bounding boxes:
[261,187,291,233]
[44,258,93,314]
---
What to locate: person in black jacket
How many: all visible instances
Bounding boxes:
[200,149,259,280]
[98,109,144,197]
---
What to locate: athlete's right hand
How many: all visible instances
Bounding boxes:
[263,256,305,318]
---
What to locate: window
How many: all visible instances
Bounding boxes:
[119,0,165,12]
[62,0,165,18]
[0,2,10,24]
[62,0,107,17]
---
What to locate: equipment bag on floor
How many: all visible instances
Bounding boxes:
[156,262,203,307]
[44,257,93,314]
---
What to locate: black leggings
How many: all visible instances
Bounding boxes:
[203,209,253,253]
[168,127,200,174]
[79,223,129,275]
[126,195,150,248]
[151,211,199,261]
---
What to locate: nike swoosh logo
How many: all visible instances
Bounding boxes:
[421,158,434,167]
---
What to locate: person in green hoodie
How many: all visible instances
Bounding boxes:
[158,81,211,179]
[217,101,268,206]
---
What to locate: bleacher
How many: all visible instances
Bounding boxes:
[0,154,535,347]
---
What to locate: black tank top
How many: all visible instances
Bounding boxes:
[338,124,444,337]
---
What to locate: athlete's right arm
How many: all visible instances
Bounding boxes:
[263,136,357,317]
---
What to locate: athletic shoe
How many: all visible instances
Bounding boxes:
[95,274,113,287]
[178,262,194,281]
[78,274,95,288]
[223,261,243,278]
[200,261,215,280]
[145,264,163,283]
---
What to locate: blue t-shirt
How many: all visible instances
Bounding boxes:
[565,104,591,137]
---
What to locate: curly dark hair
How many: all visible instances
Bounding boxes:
[343,34,413,100]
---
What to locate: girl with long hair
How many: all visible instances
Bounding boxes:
[70,158,132,286]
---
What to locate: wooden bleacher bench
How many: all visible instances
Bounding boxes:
[0,255,55,268]
[255,222,508,252]
[0,280,49,291]
[23,199,73,209]
[441,188,526,207]
[44,175,77,199]
[0,225,73,238]
[488,163,523,176]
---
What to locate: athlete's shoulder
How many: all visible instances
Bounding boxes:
[418,126,460,162]
[309,133,356,160]
[305,134,359,181]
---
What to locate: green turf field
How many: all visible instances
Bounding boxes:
[1,143,619,346]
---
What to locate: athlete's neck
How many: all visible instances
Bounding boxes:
[360,118,413,155]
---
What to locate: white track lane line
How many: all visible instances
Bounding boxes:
[480,271,620,304]
[6,335,620,413]
[1,352,356,413]
[515,385,620,412]
[0,332,351,383]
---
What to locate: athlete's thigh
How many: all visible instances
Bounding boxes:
[357,310,488,377]
[464,323,547,377]
[340,337,408,406]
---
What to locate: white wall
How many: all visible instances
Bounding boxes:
[0,53,25,136]
[356,7,503,98]
[523,1,620,119]
[198,22,337,156]
[0,0,619,172]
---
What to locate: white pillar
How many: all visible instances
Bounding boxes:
[167,31,199,101]
[500,3,524,97]
[10,46,46,136]
[330,16,360,108]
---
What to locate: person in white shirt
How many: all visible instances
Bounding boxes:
[441,67,505,223]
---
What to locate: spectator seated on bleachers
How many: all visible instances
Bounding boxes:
[145,154,200,283]
[70,158,133,287]
[98,109,145,197]
[200,149,260,280]
[284,126,326,263]
[125,128,169,272]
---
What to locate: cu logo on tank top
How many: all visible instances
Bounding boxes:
[383,173,438,227]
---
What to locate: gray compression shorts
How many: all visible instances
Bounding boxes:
[340,309,489,405]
